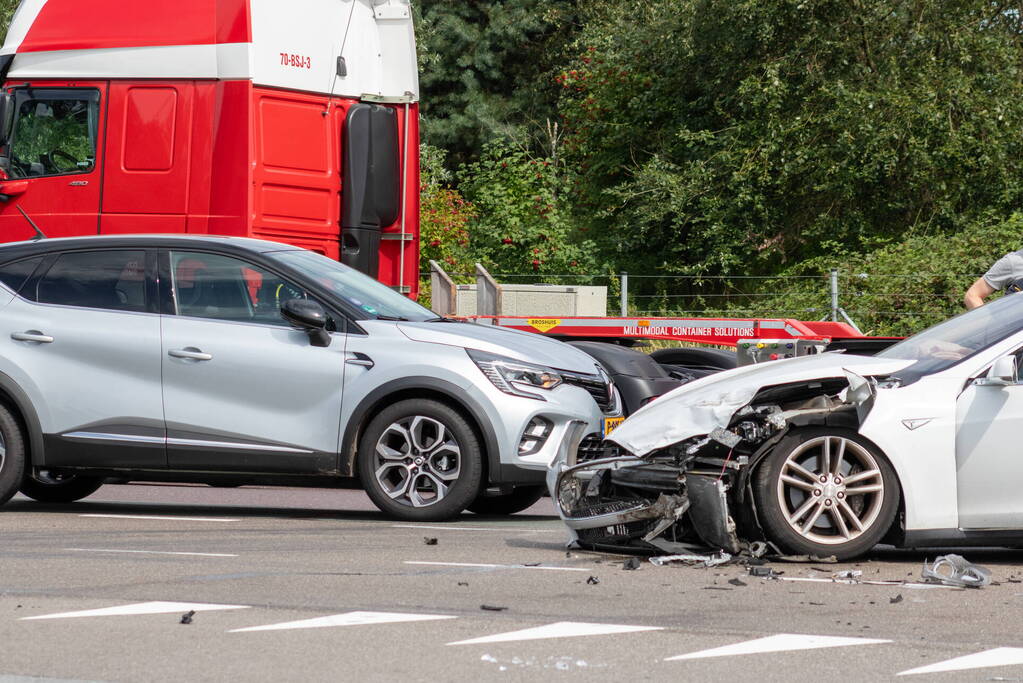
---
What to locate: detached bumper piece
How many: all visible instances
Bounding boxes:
[554,455,741,554]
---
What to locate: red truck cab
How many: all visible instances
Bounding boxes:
[0,0,420,295]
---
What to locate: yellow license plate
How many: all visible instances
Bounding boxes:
[603,416,624,436]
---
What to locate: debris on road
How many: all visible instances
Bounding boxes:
[586,576,600,585]
[457,582,469,587]
[727,577,747,587]
[622,557,642,571]
[890,594,903,604]
[749,566,783,579]
[920,554,992,588]
[423,537,438,546]
[179,610,195,625]
[649,551,732,568]
[480,604,508,612]
[833,570,863,580]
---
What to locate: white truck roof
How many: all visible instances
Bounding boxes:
[1,0,419,101]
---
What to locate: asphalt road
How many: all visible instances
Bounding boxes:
[2,483,1023,682]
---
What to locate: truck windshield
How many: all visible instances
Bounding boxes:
[268,249,436,322]
[876,292,1023,375]
[6,89,100,179]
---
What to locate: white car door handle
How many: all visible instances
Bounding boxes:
[11,331,54,343]
[168,348,213,361]
[345,352,374,369]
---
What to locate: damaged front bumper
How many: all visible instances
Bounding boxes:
[547,445,746,555]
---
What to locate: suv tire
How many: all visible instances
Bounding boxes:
[468,485,546,515]
[358,399,483,521]
[19,472,103,503]
[0,404,28,507]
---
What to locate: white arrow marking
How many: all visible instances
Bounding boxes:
[897,648,1023,676]
[230,610,456,633]
[22,601,250,620]
[448,621,661,646]
[665,633,891,661]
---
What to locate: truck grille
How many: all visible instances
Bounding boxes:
[562,371,612,412]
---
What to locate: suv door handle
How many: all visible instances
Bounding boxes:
[345,352,374,369]
[168,347,213,361]
[11,331,54,343]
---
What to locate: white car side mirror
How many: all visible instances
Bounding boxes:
[978,355,1018,386]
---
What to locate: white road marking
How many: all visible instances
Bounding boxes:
[230,610,457,633]
[404,561,587,572]
[66,548,238,558]
[79,514,240,522]
[664,633,891,661]
[392,524,557,533]
[448,621,661,646]
[777,576,955,590]
[21,601,250,621]
[897,648,1023,676]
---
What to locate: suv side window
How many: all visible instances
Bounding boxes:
[0,256,43,295]
[35,251,147,312]
[4,89,100,179]
[169,251,308,326]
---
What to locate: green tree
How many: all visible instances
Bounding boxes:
[415,0,581,167]
[558,0,1023,277]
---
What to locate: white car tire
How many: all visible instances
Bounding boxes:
[753,427,900,560]
[0,404,27,507]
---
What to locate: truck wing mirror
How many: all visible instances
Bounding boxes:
[0,93,14,146]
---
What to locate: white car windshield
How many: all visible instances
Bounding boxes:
[268,249,436,321]
[876,292,1023,374]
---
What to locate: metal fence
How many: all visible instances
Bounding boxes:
[432,263,984,336]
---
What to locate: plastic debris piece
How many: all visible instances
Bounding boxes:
[748,566,783,578]
[833,570,863,580]
[423,537,438,546]
[481,654,498,663]
[457,582,469,587]
[771,554,838,563]
[586,576,600,585]
[890,594,903,604]
[523,562,541,567]
[179,610,195,625]
[649,552,732,568]
[921,554,992,588]
[727,577,747,587]
[623,557,642,571]
[480,604,508,612]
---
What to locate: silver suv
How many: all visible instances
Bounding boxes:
[0,236,613,520]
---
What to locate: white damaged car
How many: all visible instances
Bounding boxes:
[549,292,1023,560]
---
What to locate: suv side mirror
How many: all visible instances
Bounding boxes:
[977,355,1017,386]
[281,299,331,348]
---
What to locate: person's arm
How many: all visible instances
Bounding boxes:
[965,277,995,310]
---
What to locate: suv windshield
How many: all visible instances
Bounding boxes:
[876,292,1023,375]
[268,249,436,322]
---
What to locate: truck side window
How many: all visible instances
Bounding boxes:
[6,89,100,179]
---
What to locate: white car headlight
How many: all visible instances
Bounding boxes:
[467,349,563,400]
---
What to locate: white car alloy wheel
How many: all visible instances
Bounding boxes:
[373,415,462,508]
[775,435,885,545]
[754,427,899,560]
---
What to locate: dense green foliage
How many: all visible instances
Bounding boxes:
[416,0,1023,334]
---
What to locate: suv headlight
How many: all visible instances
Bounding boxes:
[467,349,563,400]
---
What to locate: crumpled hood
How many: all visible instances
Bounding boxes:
[607,352,916,455]
[397,321,600,374]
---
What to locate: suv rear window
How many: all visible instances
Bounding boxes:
[35,250,146,312]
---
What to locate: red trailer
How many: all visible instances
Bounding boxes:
[0,0,420,295]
